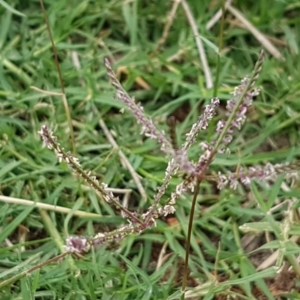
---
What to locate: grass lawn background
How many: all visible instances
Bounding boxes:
[1,0,300,299]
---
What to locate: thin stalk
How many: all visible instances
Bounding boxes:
[39,0,75,154]
[181,179,201,297]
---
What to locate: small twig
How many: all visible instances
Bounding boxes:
[181,0,213,89]
[99,118,147,201]
[156,0,182,51]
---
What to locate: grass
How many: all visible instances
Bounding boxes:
[1,0,300,299]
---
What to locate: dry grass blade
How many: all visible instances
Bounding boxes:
[156,0,182,51]
[69,46,146,202]
[0,195,100,218]
[99,118,147,201]
[227,4,284,60]
[206,0,233,30]
[181,0,213,89]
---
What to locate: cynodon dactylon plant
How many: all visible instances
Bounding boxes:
[38,49,298,265]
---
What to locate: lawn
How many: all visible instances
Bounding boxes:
[1,0,300,299]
